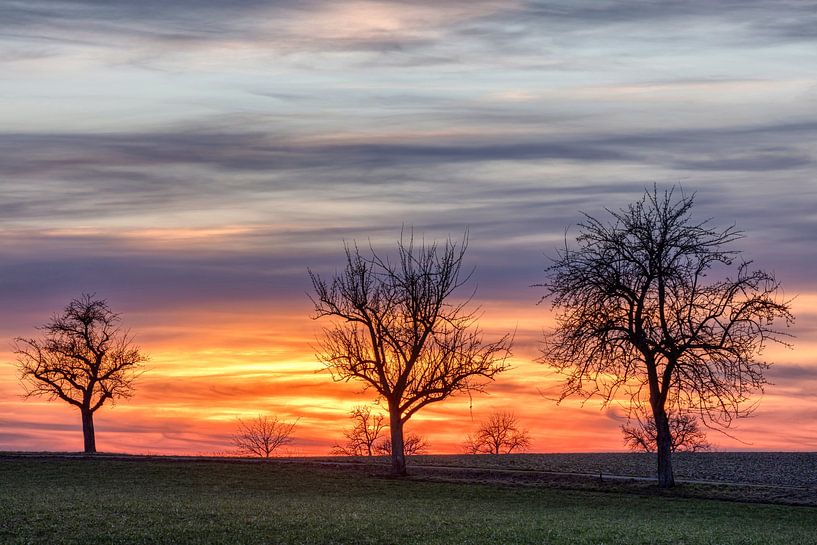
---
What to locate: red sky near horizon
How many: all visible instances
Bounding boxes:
[1,1,816,455]
[1,270,814,456]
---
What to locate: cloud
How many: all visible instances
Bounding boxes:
[1,0,815,455]
[768,363,817,384]
[0,0,500,67]
[673,154,813,172]
[5,116,816,175]
[5,0,813,73]
[2,117,815,291]
[0,129,631,180]
[471,1,817,44]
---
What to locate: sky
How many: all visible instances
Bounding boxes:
[0,0,816,455]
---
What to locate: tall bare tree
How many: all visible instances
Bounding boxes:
[15,294,147,453]
[310,232,512,475]
[375,432,428,457]
[464,410,531,455]
[331,405,387,457]
[233,415,297,459]
[539,187,792,487]
[622,412,711,453]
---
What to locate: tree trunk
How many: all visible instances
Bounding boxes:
[81,409,97,454]
[653,407,675,488]
[388,403,406,476]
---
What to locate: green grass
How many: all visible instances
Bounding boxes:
[1,458,815,544]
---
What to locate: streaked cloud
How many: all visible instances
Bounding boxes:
[0,0,815,454]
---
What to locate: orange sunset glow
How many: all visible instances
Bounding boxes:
[1,0,816,459]
[1,251,815,455]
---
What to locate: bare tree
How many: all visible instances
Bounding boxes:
[233,415,297,459]
[375,432,428,457]
[14,294,147,453]
[538,187,792,487]
[310,232,512,475]
[331,405,387,456]
[464,410,531,455]
[622,412,711,453]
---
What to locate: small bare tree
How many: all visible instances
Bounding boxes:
[464,410,531,455]
[14,294,147,453]
[233,415,297,459]
[375,433,428,457]
[539,187,793,487]
[310,231,511,475]
[331,405,387,456]
[622,413,711,453]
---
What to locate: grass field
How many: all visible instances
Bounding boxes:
[1,456,816,545]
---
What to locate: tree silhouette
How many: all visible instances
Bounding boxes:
[310,232,511,475]
[331,405,386,457]
[539,187,792,487]
[375,432,428,457]
[464,410,531,455]
[621,412,711,453]
[233,415,297,459]
[14,294,147,453]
